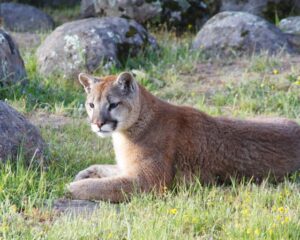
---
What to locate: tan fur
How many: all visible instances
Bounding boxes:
[68,72,300,202]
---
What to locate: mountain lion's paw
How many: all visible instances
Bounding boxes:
[67,181,87,200]
[74,165,99,181]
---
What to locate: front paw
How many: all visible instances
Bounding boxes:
[74,165,99,181]
[67,181,88,200]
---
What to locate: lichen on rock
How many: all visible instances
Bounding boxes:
[36,17,158,79]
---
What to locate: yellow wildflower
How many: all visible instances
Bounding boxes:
[254,229,260,236]
[281,217,290,225]
[294,80,300,86]
[241,208,250,217]
[273,69,279,75]
[169,208,178,215]
[268,229,273,235]
[246,228,251,234]
[107,233,113,239]
[277,207,285,213]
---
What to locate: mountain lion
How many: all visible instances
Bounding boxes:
[68,72,300,202]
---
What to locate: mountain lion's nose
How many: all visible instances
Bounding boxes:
[93,120,104,128]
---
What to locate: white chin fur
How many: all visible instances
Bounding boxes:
[91,124,100,133]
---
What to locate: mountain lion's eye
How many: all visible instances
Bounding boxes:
[109,102,120,110]
[89,103,94,108]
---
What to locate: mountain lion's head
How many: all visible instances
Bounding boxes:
[79,72,140,137]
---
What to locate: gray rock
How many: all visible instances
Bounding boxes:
[52,199,100,215]
[80,0,221,33]
[158,0,221,33]
[81,0,162,23]
[0,3,54,33]
[42,0,81,7]
[279,17,300,50]
[36,17,158,79]
[192,11,294,57]
[0,101,45,164]
[0,30,27,86]
[220,0,300,22]
[4,0,80,8]
[286,34,300,51]
[279,16,300,35]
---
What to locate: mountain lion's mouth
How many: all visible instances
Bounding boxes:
[99,130,111,133]
[99,121,117,133]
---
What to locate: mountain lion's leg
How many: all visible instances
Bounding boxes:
[74,164,120,181]
[68,176,140,202]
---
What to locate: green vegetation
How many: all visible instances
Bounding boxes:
[43,5,81,26]
[1,29,300,239]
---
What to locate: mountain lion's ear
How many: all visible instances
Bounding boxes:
[116,72,135,94]
[78,73,101,93]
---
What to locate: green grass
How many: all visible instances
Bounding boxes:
[0,28,300,239]
[2,177,300,239]
[1,52,84,114]
[43,5,81,27]
[210,77,300,118]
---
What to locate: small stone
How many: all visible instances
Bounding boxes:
[52,198,100,216]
